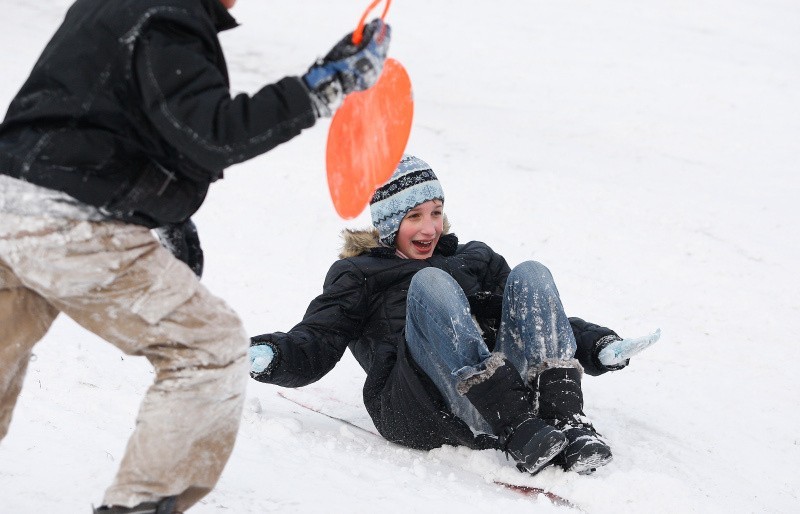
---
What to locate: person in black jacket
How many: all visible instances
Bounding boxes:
[0,1,390,513]
[250,155,660,477]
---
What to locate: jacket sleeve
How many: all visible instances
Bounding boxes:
[251,260,367,388]
[569,317,624,376]
[452,240,511,297]
[482,245,512,295]
[133,22,316,178]
[460,241,511,350]
[470,241,511,315]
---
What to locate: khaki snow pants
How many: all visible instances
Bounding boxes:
[0,214,249,511]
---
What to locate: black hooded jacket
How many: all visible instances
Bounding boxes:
[252,230,622,451]
[0,0,316,227]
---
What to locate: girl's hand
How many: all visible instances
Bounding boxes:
[249,344,275,375]
[598,329,661,367]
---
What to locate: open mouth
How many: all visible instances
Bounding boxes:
[412,240,434,252]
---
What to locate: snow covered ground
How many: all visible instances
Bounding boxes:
[2,0,799,512]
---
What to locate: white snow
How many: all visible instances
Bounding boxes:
[2,0,799,512]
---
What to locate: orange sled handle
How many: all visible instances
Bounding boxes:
[352,0,392,45]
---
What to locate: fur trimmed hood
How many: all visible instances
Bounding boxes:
[339,216,452,259]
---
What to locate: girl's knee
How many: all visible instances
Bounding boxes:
[409,267,457,295]
[510,261,554,285]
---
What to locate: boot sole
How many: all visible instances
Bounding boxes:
[562,441,614,475]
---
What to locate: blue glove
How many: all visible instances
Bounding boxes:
[249,344,275,375]
[598,329,661,367]
[303,19,391,117]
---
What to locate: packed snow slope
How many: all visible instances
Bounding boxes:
[1,0,798,512]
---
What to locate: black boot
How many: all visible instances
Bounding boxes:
[93,496,178,514]
[533,365,613,474]
[462,357,567,474]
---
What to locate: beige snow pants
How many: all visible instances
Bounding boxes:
[0,214,249,511]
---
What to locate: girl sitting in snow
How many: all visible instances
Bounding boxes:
[249,155,658,475]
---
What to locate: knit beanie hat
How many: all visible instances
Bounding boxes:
[369,155,445,246]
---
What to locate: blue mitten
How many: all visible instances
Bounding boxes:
[249,344,275,376]
[303,19,391,117]
[598,329,661,367]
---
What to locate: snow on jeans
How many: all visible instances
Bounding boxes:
[405,262,577,434]
[0,214,249,511]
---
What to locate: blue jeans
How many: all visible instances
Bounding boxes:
[405,261,577,434]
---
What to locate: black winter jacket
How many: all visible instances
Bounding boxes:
[252,230,623,451]
[0,0,315,227]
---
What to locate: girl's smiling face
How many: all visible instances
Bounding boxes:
[395,200,443,259]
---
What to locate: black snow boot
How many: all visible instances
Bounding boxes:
[93,496,178,514]
[532,365,613,474]
[462,357,567,475]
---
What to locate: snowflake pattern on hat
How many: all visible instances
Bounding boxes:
[369,155,444,246]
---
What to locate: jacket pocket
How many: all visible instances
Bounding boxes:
[104,160,209,227]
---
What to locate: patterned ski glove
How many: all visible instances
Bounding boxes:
[154,218,203,278]
[249,343,275,376]
[597,329,661,367]
[302,18,391,118]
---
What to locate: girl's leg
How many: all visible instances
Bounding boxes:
[406,267,569,474]
[405,267,493,434]
[494,261,612,474]
[494,261,578,381]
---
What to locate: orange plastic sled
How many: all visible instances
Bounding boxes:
[325,0,413,219]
